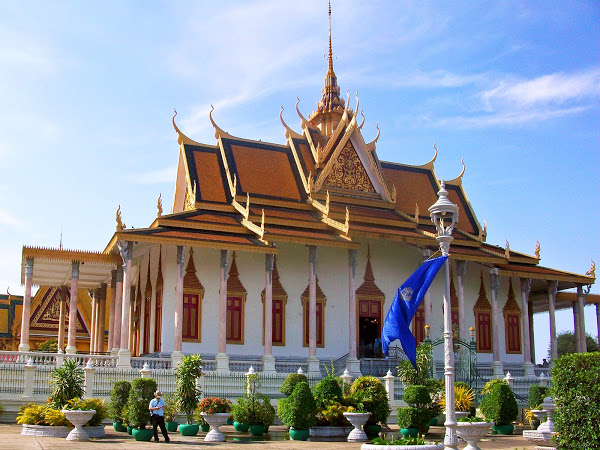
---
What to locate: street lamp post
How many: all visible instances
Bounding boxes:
[429,181,459,450]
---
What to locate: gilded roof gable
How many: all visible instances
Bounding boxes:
[323,141,376,193]
[503,279,521,313]
[474,271,491,311]
[184,247,204,291]
[227,251,247,295]
[356,247,384,298]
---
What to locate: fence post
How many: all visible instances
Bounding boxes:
[539,372,548,387]
[297,367,304,375]
[23,358,35,398]
[341,369,352,392]
[246,366,255,395]
[384,369,395,401]
[55,349,64,367]
[140,362,152,378]
[503,371,514,389]
[196,375,204,399]
[84,360,95,398]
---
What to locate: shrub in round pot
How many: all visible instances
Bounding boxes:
[280,373,308,397]
[349,376,390,436]
[109,380,131,432]
[480,382,518,435]
[397,385,432,437]
[232,374,274,437]
[127,377,158,441]
[277,381,316,440]
[162,393,179,432]
[175,354,203,436]
[198,397,233,442]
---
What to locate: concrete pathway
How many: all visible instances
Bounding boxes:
[0,423,538,449]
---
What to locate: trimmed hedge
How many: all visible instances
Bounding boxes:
[280,373,308,397]
[312,376,342,405]
[277,381,316,430]
[109,380,131,422]
[528,385,549,409]
[349,376,390,426]
[550,352,600,448]
[479,382,518,426]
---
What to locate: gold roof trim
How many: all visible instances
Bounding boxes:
[445,158,466,185]
[209,105,235,141]
[172,109,203,146]
[280,106,303,140]
[22,246,122,265]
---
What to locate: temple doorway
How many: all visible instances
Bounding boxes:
[358,299,382,358]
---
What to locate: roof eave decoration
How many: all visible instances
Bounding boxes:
[209,105,235,141]
[172,109,204,146]
[231,179,269,244]
[280,105,303,140]
[116,205,125,231]
[283,106,312,195]
[307,190,350,238]
[22,246,122,266]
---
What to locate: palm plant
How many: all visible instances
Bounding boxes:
[48,359,84,408]
[174,354,203,424]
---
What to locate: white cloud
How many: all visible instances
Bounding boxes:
[129,165,177,185]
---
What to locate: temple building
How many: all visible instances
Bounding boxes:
[13,15,597,377]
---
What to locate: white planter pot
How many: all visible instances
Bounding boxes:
[343,412,371,442]
[361,444,443,450]
[309,426,353,437]
[200,412,230,442]
[456,422,493,450]
[21,425,69,438]
[62,410,96,441]
[85,425,106,438]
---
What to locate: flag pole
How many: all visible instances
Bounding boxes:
[429,180,459,450]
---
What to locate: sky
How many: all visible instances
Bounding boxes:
[0,1,598,363]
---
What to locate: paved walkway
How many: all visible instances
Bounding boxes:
[0,423,538,449]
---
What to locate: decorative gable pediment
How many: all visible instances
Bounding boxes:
[323,140,376,193]
[30,287,88,335]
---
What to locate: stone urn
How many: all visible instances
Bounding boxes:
[523,396,557,449]
[61,409,96,441]
[456,422,493,450]
[343,412,371,442]
[200,412,230,442]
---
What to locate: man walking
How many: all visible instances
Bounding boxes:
[149,390,170,443]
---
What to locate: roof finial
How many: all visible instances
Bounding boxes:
[328,0,333,72]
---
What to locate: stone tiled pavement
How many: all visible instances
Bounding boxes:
[0,423,538,449]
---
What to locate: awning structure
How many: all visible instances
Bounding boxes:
[21,247,121,289]
[531,291,600,314]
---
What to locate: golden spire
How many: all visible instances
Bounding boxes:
[328,0,333,73]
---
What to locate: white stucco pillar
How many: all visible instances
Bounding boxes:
[547,280,558,362]
[118,241,133,367]
[171,246,185,367]
[346,249,361,377]
[90,289,97,353]
[529,310,536,364]
[97,283,107,353]
[66,261,80,355]
[19,257,34,352]
[576,285,587,352]
[107,270,117,352]
[520,278,535,377]
[262,254,276,373]
[112,265,123,354]
[307,245,320,375]
[456,260,467,341]
[489,268,503,377]
[216,249,230,372]
[57,285,67,352]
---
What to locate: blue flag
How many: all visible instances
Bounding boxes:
[381,255,448,368]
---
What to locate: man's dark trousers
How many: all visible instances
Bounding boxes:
[151,414,170,442]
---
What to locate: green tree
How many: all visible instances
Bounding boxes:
[548,331,598,359]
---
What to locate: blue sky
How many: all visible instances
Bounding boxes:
[0,1,598,362]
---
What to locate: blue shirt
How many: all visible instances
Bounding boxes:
[149,398,166,416]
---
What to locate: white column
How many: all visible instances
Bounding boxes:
[65,261,80,354]
[422,250,432,332]
[547,280,558,362]
[216,250,230,372]
[97,283,107,352]
[171,246,185,366]
[489,268,503,377]
[19,258,34,352]
[456,260,467,341]
[520,278,535,377]
[262,254,276,373]
[107,270,117,352]
[118,241,133,367]
[307,245,320,375]
[576,285,587,352]
[346,249,361,376]
[90,289,97,353]
[57,285,67,352]
[573,298,581,353]
[112,265,123,354]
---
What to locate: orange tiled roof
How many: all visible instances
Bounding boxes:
[184,144,229,204]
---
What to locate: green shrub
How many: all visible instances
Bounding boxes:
[127,377,157,429]
[163,393,179,422]
[528,385,549,409]
[403,385,431,408]
[349,376,390,426]
[481,378,506,395]
[397,406,430,431]
[313,376,343,406]
[16,404,70,426]
[37,339,57,353]
[48,359,85,408]
[315,400,353,426]
[174,354,203,424]
[109,380,131,422]
[277,381,316,430]
[64,398,108,426]
[454,381,469,390]
[550,352,600,448]
[479,383,518,426]
[280,373,308,397]
[231,374,274,427]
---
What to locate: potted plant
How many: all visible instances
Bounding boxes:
[163,393,179,432]
[349,376,390,437]
[127,377,157,441]
[109,380,131,432]
[456,416,493,450]
[232,373,275,436]
[280,372,308,396]
[527,385,549,429]
[479,381,518,435]
[198,397,233,442]
[174,354,203,436]
[17,403,71,437]
[277,381,317,441]
[440,383,474,419]
[48,359,84,409]
[311,374,354,437]
[62,398,108,439]
[397,385,433,438]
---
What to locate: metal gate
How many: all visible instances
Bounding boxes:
[429,336,477,387]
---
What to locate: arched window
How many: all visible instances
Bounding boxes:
[473,271,492,353]
[503,279,521,354]
[183,248,204,342]
[226,252,246,344]
[262,257,287,346]
[301,277,326,348]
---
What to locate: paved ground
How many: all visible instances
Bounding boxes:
[0,423,539,449]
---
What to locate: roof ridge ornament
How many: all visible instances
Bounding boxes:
[116,205,125,231]
[157,193,163,218]
[209,105,234,140]
[280,105,303,139]
[505,240,510,260]
[586,259,596,278]
[365,123,380,152]
[534,240,541,259]
[358,109,365,130]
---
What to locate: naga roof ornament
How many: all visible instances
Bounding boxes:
[534,240,541,259]
[157,193,163,218]
[116,205,125,231]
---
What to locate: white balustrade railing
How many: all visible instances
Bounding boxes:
[131,356,171,369]
[0,350,56,365]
